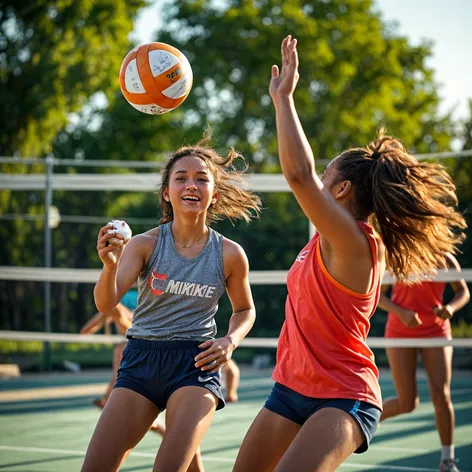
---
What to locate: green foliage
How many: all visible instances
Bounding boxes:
[452,319,472,338]
[448,100,472,269]
[2,0,472,342]
[154,0,455,164]
[0,0,146,329]
[0,0,146,156]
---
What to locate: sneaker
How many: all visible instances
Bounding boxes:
[440,459,460,472]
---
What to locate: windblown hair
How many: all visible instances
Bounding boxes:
[335,129,466,282]
[159,131,262,224]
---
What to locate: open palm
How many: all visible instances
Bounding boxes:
[269,35,300,99]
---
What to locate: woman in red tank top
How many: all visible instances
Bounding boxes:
[379,254,469,471]
[233,36,466,472]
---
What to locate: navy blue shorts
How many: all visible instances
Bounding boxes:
[264,382,381,453]
[115,338,225,411]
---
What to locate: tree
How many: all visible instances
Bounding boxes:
[52,0,457,169]
[451,100,472,265]
[152,0,455,165]
[0,0,146,330]
[2,0,467,340]
[0,0,146,156]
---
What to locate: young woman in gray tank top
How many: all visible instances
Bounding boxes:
[82,134,261,472]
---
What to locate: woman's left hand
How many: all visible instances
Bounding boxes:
[195,336,235,374]
[434,304,454,320]
[269,35,300,100]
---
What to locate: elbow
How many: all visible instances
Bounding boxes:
[464,288,471,305]
[456,285,471,306]
[95,301,110,314]
[248,307,256,330]
[94,294,113,314]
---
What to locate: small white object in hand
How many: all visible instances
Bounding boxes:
[107,220,132,246]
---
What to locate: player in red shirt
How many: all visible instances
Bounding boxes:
[233,35,466,472]
[379,254,469,472]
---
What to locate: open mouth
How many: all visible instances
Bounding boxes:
[182,195,200,202]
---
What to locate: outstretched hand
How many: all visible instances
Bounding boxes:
[270,35,300,99]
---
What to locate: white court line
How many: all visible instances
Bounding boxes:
[0,445,234,463]
[339,464,438,471]
[0,445,459,471]
[371,446,430,453]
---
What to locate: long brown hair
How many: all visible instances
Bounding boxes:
[336,130,466,282]
[159,132,262,224]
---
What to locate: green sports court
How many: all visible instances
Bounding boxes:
[2,1,472,471]
[1,365,471,471]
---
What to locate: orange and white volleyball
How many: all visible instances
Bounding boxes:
[119,42,193,115]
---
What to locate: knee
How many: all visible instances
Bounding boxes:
[225,359,239,376]
[430,386,451,409]
[399,396,419,414]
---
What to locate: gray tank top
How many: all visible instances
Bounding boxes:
[126,222,226,341]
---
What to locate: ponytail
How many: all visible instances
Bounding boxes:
[337,130,466,281]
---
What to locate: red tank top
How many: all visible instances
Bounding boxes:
[273,222,382,410]
[385,281,451,338]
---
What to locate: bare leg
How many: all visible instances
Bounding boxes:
[93,342,126,409]
[186,448,205,472]
[104,343,126,402]
[233,408,300,472]
[150,417,166,436]
[152,386,217,472]
[420,346,455,446]
[149,417,205,472]
[223,359,240,403]
[81,388,159,472]
[381,347,419,421]
[274,408,364,472]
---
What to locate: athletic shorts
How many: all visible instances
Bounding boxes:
[264,382,381,453]
[115,338,225,411]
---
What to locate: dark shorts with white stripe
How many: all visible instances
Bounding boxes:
[264,382,381,453]
[115,338,225,411]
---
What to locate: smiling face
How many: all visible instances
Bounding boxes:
[163,155,218,218]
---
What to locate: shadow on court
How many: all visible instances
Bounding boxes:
[376,444,472,472]
[0,396,100,415]
[0,367,471,472]
[0,455,80,470]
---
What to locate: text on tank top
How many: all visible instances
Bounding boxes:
[126,223,226,341]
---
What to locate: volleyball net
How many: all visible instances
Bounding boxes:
[1,266,472,364]
[1,330,472,348]
[1,151,472,371]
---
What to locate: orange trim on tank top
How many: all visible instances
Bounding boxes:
[316,237,376,299]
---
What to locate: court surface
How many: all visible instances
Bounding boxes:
[0,366,471,471]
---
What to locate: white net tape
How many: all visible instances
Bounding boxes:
[0,266,471,284]
[0,330,471,348]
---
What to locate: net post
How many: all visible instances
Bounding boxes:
[43,156,54,371]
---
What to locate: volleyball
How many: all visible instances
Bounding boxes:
[106,220,132,246]
[119,42,193,115]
